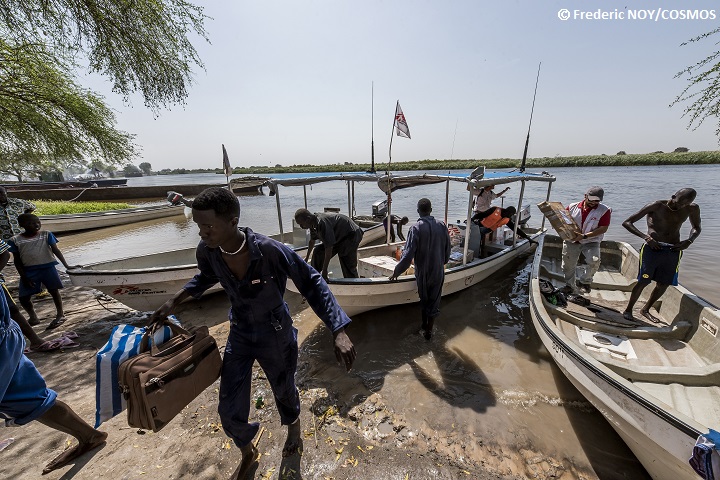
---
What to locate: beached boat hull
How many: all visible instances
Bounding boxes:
[67,223,385,311]
[529,235,720,479]
[41,204,186,233]
[1,179,127,190]
[69,250,210,312]
[289,231,542,317]
[9,179,265,201]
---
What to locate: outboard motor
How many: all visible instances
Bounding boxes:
[515,204,531,225]
[167,191,193,207]
[372,199,388,219]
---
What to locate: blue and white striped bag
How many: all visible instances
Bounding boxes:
[94,316,181,428]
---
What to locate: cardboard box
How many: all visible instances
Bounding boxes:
[447,247,474,268]
[537,201,582,241]
[358,256,415,278]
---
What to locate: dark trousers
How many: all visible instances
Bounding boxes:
[218,321,300,448]
[311,230,363,278]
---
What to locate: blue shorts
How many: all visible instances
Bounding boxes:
[638,244,682,286]
[1,321,57,426]
[18,265,63,297]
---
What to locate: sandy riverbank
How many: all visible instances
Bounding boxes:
[1,266,604,479]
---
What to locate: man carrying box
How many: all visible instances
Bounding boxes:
[561,186,612,294]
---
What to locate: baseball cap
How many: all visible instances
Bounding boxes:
[586,186,604,201]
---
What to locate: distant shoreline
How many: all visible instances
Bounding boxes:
[153,150,720,175]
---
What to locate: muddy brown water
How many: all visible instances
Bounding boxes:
[53,166,719,478]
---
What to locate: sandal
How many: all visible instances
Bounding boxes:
[55,332,80,349]
[45,316,67,331]
[24,340,62,354]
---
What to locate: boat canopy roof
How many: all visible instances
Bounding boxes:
[264,173,378,195]
[263,170,555,195]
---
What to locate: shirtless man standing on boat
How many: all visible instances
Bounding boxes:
[621,188,701,322]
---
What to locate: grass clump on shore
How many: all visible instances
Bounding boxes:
[219,150,720,175]
[34,201,133,216]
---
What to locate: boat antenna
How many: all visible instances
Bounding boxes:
[445,117,458,224]
[520,62,541,173]
[368,81,376,174]
[450,117,458,161]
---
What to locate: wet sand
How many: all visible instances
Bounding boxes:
[1,257,650,479]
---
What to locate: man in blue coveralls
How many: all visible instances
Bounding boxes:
[1,242,107,475]
[389,198,451,340]
[152,187,356,480]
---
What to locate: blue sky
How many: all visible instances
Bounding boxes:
[83,0,720,170]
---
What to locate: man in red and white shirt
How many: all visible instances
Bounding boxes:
[562,186,611,294]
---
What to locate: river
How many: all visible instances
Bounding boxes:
[58,165,718,479]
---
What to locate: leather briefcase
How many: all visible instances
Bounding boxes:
[118,321,222,432]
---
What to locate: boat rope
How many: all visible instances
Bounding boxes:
[66,187,92,202]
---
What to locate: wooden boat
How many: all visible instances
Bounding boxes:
[67,223,385,311]
[40,204,186,233]
[529,234,720,479]
[267,171,556,316]
[8,177,266,201]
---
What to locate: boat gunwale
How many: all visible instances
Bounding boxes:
[326,234,541,285]
[68,223,385,277]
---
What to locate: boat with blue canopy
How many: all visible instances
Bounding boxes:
[265,168,557,316]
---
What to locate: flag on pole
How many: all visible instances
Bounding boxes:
[394,102,411,139]
[222,144,232,177]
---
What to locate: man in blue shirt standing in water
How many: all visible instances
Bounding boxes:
[152,187,356,480]
[389,198,451,340]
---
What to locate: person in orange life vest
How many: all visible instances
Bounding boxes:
[471,206,536,247]
[561,186,611,294]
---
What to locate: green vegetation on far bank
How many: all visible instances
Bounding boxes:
[34,201,133,216]
[151,150,720,176]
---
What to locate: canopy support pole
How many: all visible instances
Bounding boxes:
[444,178,450,225]
[347,181,352,218]
[385,192,392,244]
[303,185,308,209]
[541,182,552,231]
[351,181,356,218]
[275,187,284,241]
[462,188,473,265]
[511,180,526,248]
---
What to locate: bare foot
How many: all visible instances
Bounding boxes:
[640,310,662,324]
[42,431,107,474]
[622,311,635,321]
[229,444,259,480]
[28,316,41,326]
[282,420,302,458]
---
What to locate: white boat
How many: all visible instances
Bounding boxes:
[40,204,186,233]
[67,223,385,312]
[529,234,720,479]
[269,170,557,316]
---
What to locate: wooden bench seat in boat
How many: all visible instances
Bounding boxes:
[538,264,636,292]
[543,296,693,340]
[548,309,720,386]
[605,359,720,387]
